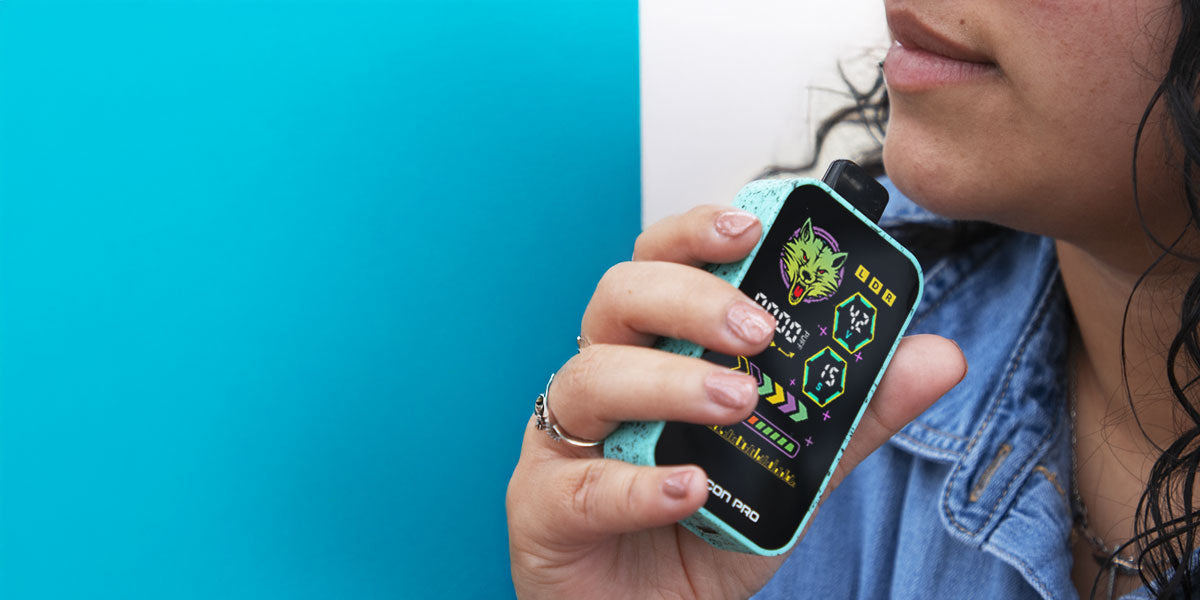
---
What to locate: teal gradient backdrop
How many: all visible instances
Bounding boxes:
[0,1,639,597]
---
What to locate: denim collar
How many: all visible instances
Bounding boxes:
[879,179,1077,597]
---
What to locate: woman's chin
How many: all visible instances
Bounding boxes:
[881,140,992,222]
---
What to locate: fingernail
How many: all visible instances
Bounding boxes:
[662,469,694,499]
[705,371,756,409]
[950,339,969,381]
[727,302,774,344]
[715,210,758,238]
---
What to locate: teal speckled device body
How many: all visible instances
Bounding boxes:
[603,177,924,556]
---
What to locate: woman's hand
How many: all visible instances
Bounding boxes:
[506,205,967,599]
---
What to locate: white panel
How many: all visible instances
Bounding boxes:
[640,1,889,227]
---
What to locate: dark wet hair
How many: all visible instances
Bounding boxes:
[757,64,888,180]
[1125,0,1200,597]
[764,4,1200,597]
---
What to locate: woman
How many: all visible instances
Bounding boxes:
[507,0,1200,597]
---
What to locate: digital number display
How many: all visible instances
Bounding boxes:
[655,184,920,551]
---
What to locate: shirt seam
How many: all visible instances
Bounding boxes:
[940,268,1060,537]
[983,541,1058,600]
[939,335,1028,536]
[1032,465,1066,498]
[891,431,966,459]
[907,419,969,442]
[909,234,1006,330]
[918,254,952,285]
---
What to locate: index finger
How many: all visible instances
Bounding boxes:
[633,204,763,266]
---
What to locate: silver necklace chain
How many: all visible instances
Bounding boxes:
[1068,366,1142,581]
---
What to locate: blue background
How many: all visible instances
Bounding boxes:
[0,1,640,597]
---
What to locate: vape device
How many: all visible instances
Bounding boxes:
[604,161,923,555]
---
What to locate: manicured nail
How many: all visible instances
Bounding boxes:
[727,302,774,344]
[705,371,756,410]
[662,469,694,499]
[715,210,758,238]
[950,338,969,381]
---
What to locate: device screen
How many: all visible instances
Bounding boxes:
[655,184,920,551]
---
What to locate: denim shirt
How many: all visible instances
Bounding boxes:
[753,181,1154,600]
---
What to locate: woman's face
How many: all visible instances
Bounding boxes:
[881,0,1182,244]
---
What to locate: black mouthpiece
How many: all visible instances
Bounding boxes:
[821,160,889,224]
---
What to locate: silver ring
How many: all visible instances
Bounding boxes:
[534,372,603,447]
[576,335,591,351]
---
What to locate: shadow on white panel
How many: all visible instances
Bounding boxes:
[640,1,889,227]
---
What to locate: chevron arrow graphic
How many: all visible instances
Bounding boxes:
[788,401,808,422]
[733,355,750,374]
[758,373,774,397]
[764,382,786,405]
[731,356,766,387]
[731,355,807,421]
[778,390,798,413]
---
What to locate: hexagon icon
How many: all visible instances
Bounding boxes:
[802,346,848,408]
[833,292,877,355]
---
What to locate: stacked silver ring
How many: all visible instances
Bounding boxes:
[533,338,603,447]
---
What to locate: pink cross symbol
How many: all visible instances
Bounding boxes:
[790,378,797,386]
[818,325,828,336]
[805,437,814,446]
[822,410,831,421]
[855,352,864,362]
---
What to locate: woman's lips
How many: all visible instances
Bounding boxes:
[883,9,999,92]
[884,41,999,92]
